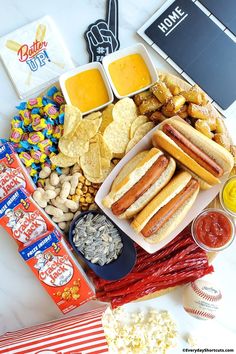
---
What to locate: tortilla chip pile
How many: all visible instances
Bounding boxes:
[51,99,155,183]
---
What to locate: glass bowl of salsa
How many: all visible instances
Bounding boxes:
[191,208,235,252]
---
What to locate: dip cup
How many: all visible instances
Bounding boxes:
[59,62,113,115]
[191,208,235,252]
[103,43,158,99]
[69,210,137,281]
[220,176,236,217]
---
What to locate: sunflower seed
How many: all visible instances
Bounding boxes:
[72,212,123,266]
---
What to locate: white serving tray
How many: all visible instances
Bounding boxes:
[95,126,226,254]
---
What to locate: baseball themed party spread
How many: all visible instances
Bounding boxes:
[0,0,236,353]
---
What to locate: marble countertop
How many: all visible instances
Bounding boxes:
[0,0,236,351]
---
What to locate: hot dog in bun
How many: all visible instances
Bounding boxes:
[152,117,234,187]
[131,171,199,243]
[102,147,176,219]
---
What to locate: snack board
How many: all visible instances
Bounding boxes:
[95,125,228,253]
[0,33,235,319]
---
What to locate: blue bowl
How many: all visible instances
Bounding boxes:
[69,210,137,281]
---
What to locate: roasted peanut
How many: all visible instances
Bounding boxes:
[33,190,47,208]
[60,181,71,199]
[39,166,51,179]
[45,205,64,217]
[44,189,57,200]
[52,212,74,223]
[50,171,60,186]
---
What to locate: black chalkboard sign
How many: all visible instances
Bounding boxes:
[138,0,236,110]
[85,0,120,63]
[199,0,236,36]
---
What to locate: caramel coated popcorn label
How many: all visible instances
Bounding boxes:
[0,142,35,201]
[0,188,54,245]
[20,230,94,313]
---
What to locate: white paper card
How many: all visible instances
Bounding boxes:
[0,16,74,98]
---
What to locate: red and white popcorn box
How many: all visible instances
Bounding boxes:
[0,305,109,354]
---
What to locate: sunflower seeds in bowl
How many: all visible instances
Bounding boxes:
[72,213,123,266]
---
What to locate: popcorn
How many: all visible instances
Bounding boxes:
[102,307,178,354]
[187,334,198,348]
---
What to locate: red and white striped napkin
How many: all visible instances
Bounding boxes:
[0,306,109,354]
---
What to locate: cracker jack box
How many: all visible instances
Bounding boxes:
[0,305,108,353]
[0,187,55,245]
[19,229,95,314]
[0,142,35,202]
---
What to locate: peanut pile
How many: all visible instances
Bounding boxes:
[33,163,99,233]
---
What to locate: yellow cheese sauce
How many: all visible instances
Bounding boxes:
[108,54,152,96]
[65,68,109,112]
[222,177,236,213]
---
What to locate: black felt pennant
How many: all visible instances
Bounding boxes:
[85,0,120,63]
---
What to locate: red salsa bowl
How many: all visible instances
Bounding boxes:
[191,208,235,252]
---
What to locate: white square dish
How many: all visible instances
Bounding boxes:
[102,43,158,99]
[95,126,226,254]
[59,62,114,116]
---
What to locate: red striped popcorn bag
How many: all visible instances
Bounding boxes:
[0,305,109,354]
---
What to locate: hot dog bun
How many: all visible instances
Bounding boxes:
[131,171,199,244]
[102,147,176,219]
[152,117,234,186]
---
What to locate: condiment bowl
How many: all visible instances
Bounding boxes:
[102,43,158,99]
[191,208,235,252]
[220,176,236,217]
[69,210,137,280]
[59,62,114,115]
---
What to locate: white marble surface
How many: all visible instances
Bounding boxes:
[0,0,236,351]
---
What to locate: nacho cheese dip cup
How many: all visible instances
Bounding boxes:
[191,208,235,252]
[220,176,236,217]
[60,62,113,115]
[103,43,158,99]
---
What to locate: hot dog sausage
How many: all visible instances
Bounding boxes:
[163,124,223,177]
[112,155,169,216]
[141,178,199,237]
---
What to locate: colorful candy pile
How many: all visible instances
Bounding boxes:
[9,86,65,183]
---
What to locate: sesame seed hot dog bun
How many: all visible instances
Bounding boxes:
[102,147,176,219]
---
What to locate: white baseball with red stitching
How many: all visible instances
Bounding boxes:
[183,279,222,320]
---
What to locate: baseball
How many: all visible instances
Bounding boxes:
[183,279,222,320]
